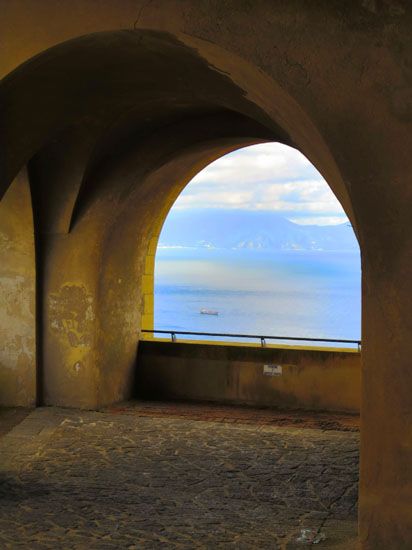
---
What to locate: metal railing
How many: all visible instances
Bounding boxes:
[141,329,361,350]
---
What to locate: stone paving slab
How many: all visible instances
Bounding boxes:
[0,407,32,438]
[0,404,359,548]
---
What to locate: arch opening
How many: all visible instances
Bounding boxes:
[152,142,361,350]
[135,142,361,413]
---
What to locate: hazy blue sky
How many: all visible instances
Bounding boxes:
[172,143,348,226]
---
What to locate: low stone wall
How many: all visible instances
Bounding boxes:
[135,340,361,413]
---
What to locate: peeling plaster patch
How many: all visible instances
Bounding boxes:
[0,275,35,370]
[48,284,95,348]
[0,232,11,252]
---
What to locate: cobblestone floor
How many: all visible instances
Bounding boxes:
[0,402,360,549]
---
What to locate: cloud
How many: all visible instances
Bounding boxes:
[172,143,349,225]
[287,216,348,226]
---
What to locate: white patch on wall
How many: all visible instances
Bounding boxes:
[263,364,283,376]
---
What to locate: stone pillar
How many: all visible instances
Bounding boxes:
[39,230,101,409]
[359,240,412,547]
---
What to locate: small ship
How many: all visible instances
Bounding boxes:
[200,308,219,316]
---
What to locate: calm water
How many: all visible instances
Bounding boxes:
[154,249,361,347]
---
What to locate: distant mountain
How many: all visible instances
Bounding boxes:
[158,209,358,252]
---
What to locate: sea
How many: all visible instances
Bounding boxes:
[154,248,361,348]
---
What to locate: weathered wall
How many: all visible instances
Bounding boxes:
[0,169,36,406]
[136,340,361,413]
[1,2,412,547]
[27,113,270,409]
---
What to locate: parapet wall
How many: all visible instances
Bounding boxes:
[136,340,361,413]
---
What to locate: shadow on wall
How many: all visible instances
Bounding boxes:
[135,340,361,413]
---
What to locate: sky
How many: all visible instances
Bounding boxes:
[172,143,348,226]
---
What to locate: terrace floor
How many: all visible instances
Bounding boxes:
[0,401,360,549]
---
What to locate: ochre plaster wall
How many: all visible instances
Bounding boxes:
[1,2,412,547]
[136,340,361,413]
[28,117,268,409]
[0,169,36,406]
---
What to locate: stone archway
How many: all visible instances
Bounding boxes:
[1,29,355,408]
[1,5,412,545]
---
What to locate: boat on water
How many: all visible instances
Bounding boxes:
[200,308,219,315]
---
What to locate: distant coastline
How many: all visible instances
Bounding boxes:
[158,209,358,253]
